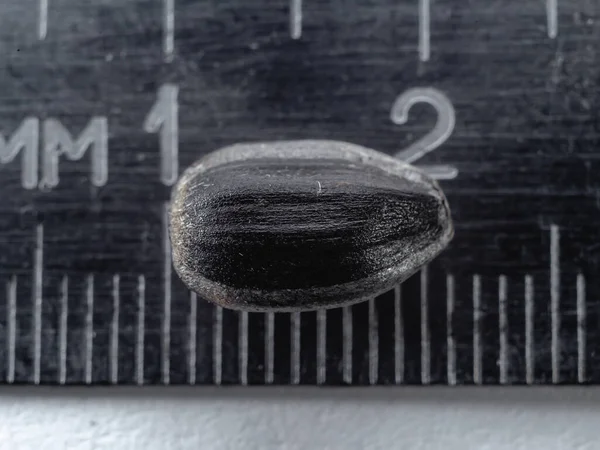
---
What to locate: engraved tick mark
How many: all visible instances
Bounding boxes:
[58,275,68,384]
[446,275,456,385]
[38,0,48,40]
[110,275,120,385]
[265,312,274,384]
[188,291,197,385]
[162,203,172,385]
[290,312,301,384]
[33,224,43,385]
[239,311,249,385]
[290,0,302,39]
[6,276,17,384]
[547,0,558,38]
[394,285,404,384]
[418,0,430,61]
[498,275,508,385]
[136,275,146,386]
[164,0,175,60]
[342,306,353,384]
[577,273,586,383]
[473,274,482,385]
[525,274,534,385]
[213,306,223,385]
[317,309,326,385]
[85,274,94,385]
[368,298,378,385]
[420,267,430,385]
[550,224,560,384]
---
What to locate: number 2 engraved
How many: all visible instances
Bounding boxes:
[391,87,458,180]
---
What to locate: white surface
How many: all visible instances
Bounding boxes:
[0,387,599,449]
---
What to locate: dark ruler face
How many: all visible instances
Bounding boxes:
[0,0,598,386]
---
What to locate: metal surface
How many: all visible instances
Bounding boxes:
[0,0,598,385]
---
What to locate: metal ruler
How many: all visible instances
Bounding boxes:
[0,0,598,385]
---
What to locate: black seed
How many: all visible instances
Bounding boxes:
[170,141,453,311]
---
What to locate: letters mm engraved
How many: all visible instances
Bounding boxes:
[42,117,108,188]
[1,117,109,189]
[0,118,39,189]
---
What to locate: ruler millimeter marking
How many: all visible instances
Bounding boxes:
[0,0,598,385]
[6,277,16,384]
[0,222,594,385]
[110,274,120,384]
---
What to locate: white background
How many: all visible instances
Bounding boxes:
[0,386,598,449]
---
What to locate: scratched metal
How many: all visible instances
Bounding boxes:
[0,0,599,385]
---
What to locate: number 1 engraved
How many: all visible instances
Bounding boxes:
[391,87,457,180]
[144,84,179,186]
